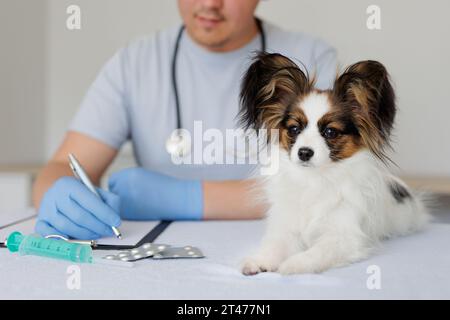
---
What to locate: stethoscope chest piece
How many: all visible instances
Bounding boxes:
[165,129,191,158]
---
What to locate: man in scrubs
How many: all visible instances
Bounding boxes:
[32,0,337,240]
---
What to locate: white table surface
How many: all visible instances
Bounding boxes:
[0,209,449,300]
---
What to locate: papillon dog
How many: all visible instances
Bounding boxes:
[239,53,429,275]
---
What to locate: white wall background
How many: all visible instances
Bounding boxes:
[1,0,450,177]
[0,0,47,165]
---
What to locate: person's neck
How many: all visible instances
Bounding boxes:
[193,19,260,53]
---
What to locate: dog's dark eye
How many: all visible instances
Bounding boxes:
[323,127,339,139]
[287,125,302,137]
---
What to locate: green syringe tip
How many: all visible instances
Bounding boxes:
[6,231,24,253]
[77,245,94,263]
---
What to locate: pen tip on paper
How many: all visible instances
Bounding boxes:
[112,226,122,240]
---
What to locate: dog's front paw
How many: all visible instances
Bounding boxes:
[241,255,280,276]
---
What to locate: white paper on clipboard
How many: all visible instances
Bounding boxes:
[0,217,159,247]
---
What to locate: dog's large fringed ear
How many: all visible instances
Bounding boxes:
[239,52,310,134]
[333,60,396,160]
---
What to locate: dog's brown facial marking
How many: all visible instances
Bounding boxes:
[279,104,308,150]
[316,98,364,161]
[277,92,364,162]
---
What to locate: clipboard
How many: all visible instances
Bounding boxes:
[95,220,172,250]
[0,215,172,250]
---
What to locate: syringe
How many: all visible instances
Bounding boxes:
[5,231,93,263]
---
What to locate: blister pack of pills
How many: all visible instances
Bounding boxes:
[103,243,170,262]
[152,245,204,259]
[102,243,204,262]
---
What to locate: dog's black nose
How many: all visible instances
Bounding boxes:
[298,148,314,162]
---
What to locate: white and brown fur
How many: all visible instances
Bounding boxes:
[239,53,429,275]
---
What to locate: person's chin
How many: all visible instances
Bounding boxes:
[191,31,230,51]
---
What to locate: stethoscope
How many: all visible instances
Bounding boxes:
[165,18,267,158]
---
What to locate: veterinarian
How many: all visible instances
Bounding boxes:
[32,0,338,240]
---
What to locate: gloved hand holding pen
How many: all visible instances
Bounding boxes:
[108,167,204,221]
[35,177,122,240]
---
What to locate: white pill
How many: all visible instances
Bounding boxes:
[146,251,154,255]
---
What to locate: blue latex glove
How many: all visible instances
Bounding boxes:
[108,168,203,221]
[35,177,121,240]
